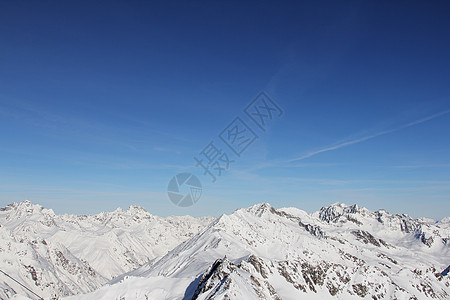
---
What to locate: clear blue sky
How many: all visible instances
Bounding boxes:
[1,1,449,219]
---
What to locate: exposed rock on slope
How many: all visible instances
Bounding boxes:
[68,202,450,299]
[0,201,213,299]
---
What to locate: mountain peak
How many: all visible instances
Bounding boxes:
[245,202,276,217]
[317,202,364,222]
[125,205,149,214]
[2,200,55,217]
[15,199,38,208]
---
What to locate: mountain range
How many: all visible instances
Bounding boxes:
[0,201,449,299]
[0,200,212,299]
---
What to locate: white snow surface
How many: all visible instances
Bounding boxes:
[1,201,449,299]
[0,200,213,299]
[66,202,450,300]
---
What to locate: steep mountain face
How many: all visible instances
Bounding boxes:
[68,202,450,300]
[0,201,213,299]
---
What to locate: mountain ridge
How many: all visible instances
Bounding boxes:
[1,200,449,299]
[0,200,214,299]
[67,201,449,299]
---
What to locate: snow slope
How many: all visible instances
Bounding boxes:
[67,202,450,300]
[0,201,213,299]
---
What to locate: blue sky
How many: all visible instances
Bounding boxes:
[1,1,449,219]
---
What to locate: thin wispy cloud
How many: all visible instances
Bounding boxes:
[289,109,450,162]
[153,146,182,155]
[393,164,450,169]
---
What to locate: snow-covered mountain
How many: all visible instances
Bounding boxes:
[67,202,450,300]
[0,200,213,299]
